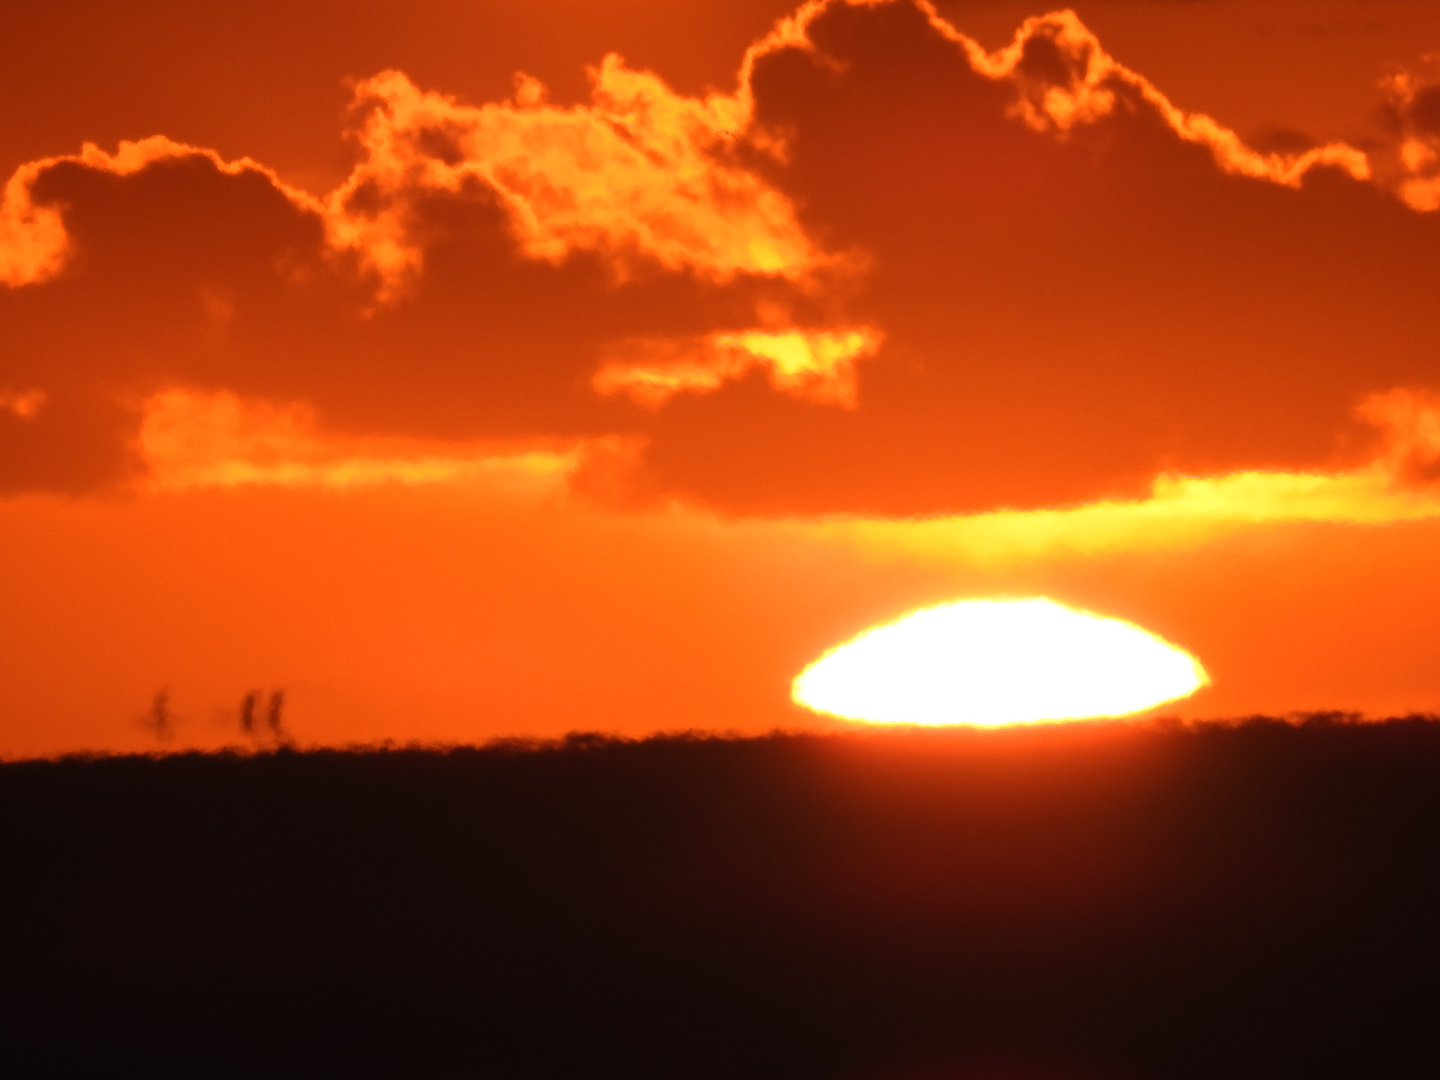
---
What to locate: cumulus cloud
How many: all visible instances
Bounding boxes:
[1,0,1439,515]
[1356,387,1440,485]
[0,2,1396,298]
[0,162,67,287]
[325,62,837,298]
[0,61,835,299]
[1376,54,1440,211]
[634,0,1440,514]
[0,137,323,288]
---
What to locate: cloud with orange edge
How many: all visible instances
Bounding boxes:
[1,0,1439,518]
[1377,53,1440,211]
[917,4,1370,186]
[325,62,839,299]
[1,1,1410,296]
[0,137,323,288]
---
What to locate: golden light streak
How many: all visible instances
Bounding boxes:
[135,389,580,494]
[792,597,1207,726]
[790,388,1440,566]
[593,326,882,407]
[801,467,1440,568]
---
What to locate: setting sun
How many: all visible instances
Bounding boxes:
[792,598,1208,726]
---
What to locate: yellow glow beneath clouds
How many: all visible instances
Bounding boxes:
[793,598,1208,726]
[136,389,580,494]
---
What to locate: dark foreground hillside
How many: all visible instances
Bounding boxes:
[4,718,1440,1079]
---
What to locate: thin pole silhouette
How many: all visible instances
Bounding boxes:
[240,691,259,736]
[266,690,290,745]
[144,689,174,740]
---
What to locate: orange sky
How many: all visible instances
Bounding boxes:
[3,0,1440,757]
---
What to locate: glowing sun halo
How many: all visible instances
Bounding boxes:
[792,598,1208,726]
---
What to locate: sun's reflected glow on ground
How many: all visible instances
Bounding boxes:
[793,598,1208,726]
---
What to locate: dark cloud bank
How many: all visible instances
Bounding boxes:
[4,719,1440,1078]
[6,1,1440,513]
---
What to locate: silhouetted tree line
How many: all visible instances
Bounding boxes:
[3,717,1440,1078]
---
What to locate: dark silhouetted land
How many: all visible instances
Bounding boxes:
[4,717,1439,1078]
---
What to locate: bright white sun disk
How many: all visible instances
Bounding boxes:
[792,598,1207,726]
